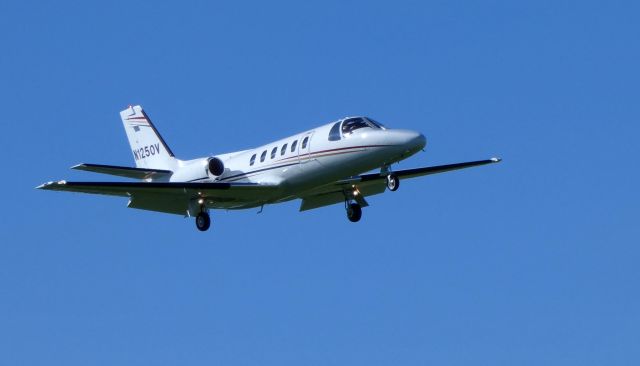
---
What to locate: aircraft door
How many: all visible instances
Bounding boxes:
[297,132,314,164]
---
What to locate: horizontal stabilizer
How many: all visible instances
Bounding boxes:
[72,163,172,180]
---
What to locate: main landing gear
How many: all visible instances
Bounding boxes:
[343,173,400,223]
[346,201,362,222]
[195,211,211,231]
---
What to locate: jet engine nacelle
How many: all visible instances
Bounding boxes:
[169,156,225,182]
[207,157,225,177]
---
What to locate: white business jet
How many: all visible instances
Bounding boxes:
[38,105,501,231]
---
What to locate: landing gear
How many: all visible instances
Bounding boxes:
[346,202,362,222]
[195,211,211,231]
[386,174,399,191]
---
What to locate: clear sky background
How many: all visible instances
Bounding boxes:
[1,0,639,365]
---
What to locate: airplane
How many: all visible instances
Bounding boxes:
[38,105,501,231]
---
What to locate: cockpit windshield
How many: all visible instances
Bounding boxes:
[341,117,385,135]
[366,117,386,129]
[328,117,387,141]
[342,118,368,135]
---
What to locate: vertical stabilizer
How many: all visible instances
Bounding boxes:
[120,105,177,170]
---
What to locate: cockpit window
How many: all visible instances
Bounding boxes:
[342,117,370,135]
[328,122,341,141]
[341,117,386,135]
[366,117,386,129]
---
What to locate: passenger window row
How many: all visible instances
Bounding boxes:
[249,136,309,166]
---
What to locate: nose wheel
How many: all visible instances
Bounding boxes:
[386,174,400,191]
[346,202,362,222]
[195,211,211,231]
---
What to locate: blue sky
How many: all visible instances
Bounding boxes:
[1,0,639,364]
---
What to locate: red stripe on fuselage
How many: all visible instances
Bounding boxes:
[276,144,389,163]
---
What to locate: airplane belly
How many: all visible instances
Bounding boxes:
[281,152,382,194]
[316,147,387,177]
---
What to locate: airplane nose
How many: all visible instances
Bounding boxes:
[400,130,426,151]
[413,132,427,151]
[388,130,427,157]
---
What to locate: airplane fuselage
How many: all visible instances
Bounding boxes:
[169,118,426,209]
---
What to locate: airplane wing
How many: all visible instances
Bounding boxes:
[350,157,501,183]
[299,157,501,211]
[71,163,172,180]
[37,181,280,214]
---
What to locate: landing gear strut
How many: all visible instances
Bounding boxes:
[346,201,362,222]
[195,211,211,231]
[386,174,400,191]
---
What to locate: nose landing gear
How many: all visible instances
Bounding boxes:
[386,174,400,191]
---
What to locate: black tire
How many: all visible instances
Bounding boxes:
[386,174,400,191]
[195,212,211,231]
[347,203,362,222]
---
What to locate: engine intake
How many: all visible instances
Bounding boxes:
[208,157,225,177]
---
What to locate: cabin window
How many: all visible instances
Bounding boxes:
[271,147,277,159]
[281,143,288,156]
[302,136,309,149]
[250,154,256,166]
[328,122,341,141]
[291,140,298,152]
[260,150,267,162]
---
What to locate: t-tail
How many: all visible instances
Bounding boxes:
[120,105,178,170]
